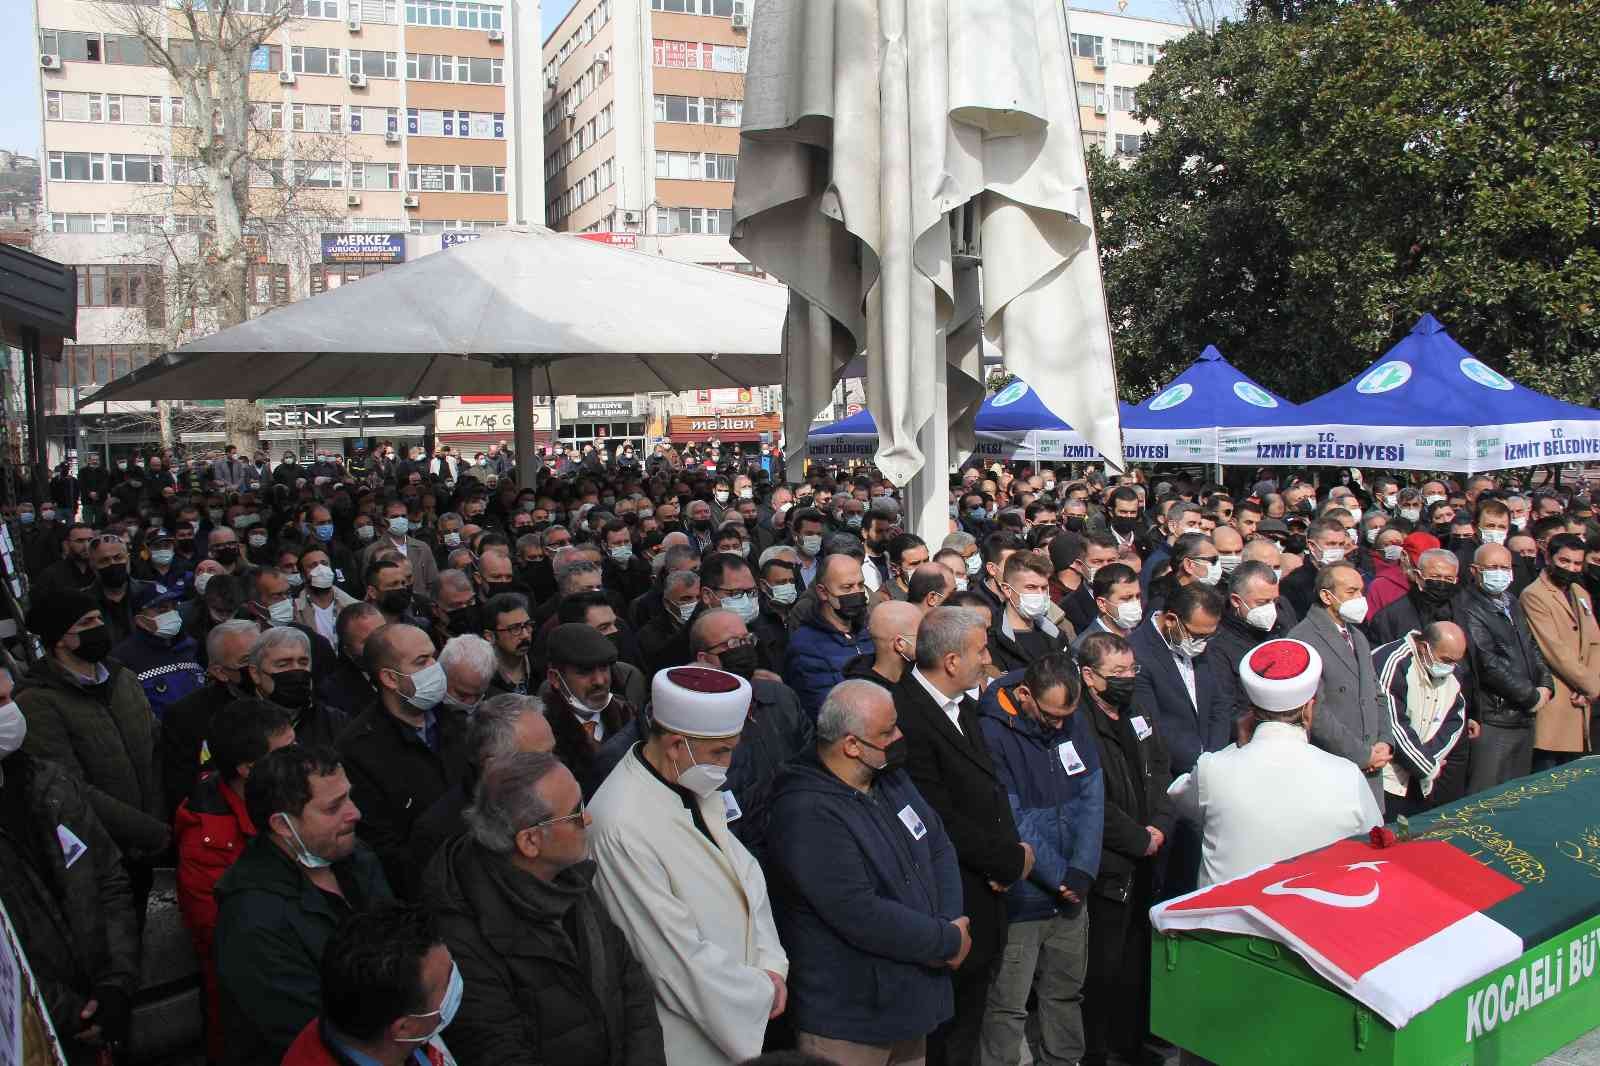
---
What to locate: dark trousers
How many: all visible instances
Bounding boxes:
[929,953,998,1066]
[1154,818,1202,902]
[1429,737,1471,807]
[1083,866,1155,1066]
[1468,723,1533,795]
[1533,748,1582,773]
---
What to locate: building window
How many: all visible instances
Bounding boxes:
[294,0,340,17]
[75,264,163,315]
[292,103,344,133]
[248,264,292,305]
[295,161,346,188]
[654,151,736,181]
[1113,86,1138,112]
[251,44,284,71]
[1072,33,1104,63]
[39,30,102,63]
[350,162,400,190]
[48,152,102,181]
[651,0,737,14]
[652,39,747,72]
[1115,133,1143,157]
[1111,39,1159,66]
[655,206,734,234]
[652,94,742,127]
[290,45,343,76]
[60,345,162,391]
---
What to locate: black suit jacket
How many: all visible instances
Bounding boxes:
[893,671,1025,971]
[1128,619,1233,776]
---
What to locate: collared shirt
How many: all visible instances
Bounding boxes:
[387,536,409,558]
[412,708,440,752]
[72,662,111,687]
[1161,627,1198,710]
[912,666,965,734]
[327,1025,433,1066]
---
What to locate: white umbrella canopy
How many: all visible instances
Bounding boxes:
[732,0,1124,538]
[85,225,789,403]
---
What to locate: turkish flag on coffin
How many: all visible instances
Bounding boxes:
[1152,839,1525,1027]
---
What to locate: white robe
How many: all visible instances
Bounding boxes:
[1169,721,1385,888]
[589,748,788,1066]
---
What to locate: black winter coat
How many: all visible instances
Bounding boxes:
[1459,584,1553,728]
[1084,695,1173,901]
[420,838,666,1066]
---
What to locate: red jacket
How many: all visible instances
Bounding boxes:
[1365,556,1412,622]
[175,771,254,1062]
[281,1019,454,1066]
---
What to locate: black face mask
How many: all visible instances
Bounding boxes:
[716,643,760,681]
[73,624,113,664]
[856,735,908,774]
[693,519,713,532]
[213,545,241,565]
[1110,515,1139,535]
[1419,578,1459,604]
[481,580,516,600]
[1061,515,1086,533]
[1548,566,1581,589]
[832,591,869,626]
[1101,675,1137,709]
[379,589,413,615]
[97,563,129,589]
[446,603,481,636]
[1585,564,1600,587]
[266,668,313,710]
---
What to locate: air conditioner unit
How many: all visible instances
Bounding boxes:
[346,193,362,206]
[279,70,296,84]
[487,28,503,41]
[348,72,367,87]
[1093,54,1106,69]
[1094,103,1106,115]
[731,11,749,29]
[403,194,420,208]
[596,52,610,68]
[347,15,361,31]
[622,210,641,225]
[39,54,61,70]
[545,70,558,88]
[384,130,400,144]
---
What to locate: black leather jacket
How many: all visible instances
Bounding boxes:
[1459,583,1552,728]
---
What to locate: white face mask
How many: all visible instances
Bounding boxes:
[1114,600,1143,629]
[1382,494,1399,509]
[1318,547,1347,567]
[1195,559,1223,586]
[673,739,729,798]
[388,516,410,537]
[1424,654,1456,682]
[286,572,304,589]
[309,564,335,590]
[559,672,612,716]
[1217,554,1241,575]
[267,599,295,625]
[965,554,982,576]
[954,577,969,592]
[722,592,760,623]
[1271,567,1282,583]
[151,548,175,566]
[738,487,754,500]
[1382,544,1404,562]
[1244,601,1277,632]
[248,532,269,549]
[609,545,634,563]
[1335,595,1368,624]
[1365,527,1383,545]
[356,525,376,541]
[443,531,461,548]
[153,610,183,639]
[1400,508,1422,523]
[1481,529,1507,545]
[715,491,730,504]
[194,572,213,594]
[800,534,823,556]
[0,700,27,759]
[1423,494,1446,506]
[398,660,446,711]
[1017,591,1050,619]
[675,600,698,623]
[766,582,797,606]
[1480,569,1513,595]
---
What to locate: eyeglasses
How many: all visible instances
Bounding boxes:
[711,633,758,653]
[531,802,586,830]
[495,620,535,634]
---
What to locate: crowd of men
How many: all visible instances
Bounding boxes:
[2,443,1596,1066]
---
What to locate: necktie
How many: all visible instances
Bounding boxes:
[581,718,598,744]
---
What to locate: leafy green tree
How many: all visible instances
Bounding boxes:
[1091,0,1600,406]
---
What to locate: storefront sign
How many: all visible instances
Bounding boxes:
[320,233,406,265]
[442,231,481,248]
[667,413,781,443]
[436,407,542,433]
[576,399,635,419]
[263,407,395,428]
[577,232,638,249]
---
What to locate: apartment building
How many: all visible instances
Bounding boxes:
[30,0,544,460]
[1065,7,1189,162]
[538,2,1184,263]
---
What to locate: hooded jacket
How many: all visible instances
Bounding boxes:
[765,752,961,1045]
[419,836,665,1066]
[977,673,1105,922]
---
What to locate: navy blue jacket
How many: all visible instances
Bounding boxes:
[766,752,962,1045]
[110,628,205,722]
[978,674,1104,922]
[783,618,874,720]
[1128,618,1233,775]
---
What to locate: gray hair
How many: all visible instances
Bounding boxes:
[514,532,544,554]
[207,619,262,664]
[663,568,700,596]
[463,750,563,854]
[816,679,894,744]
[438,568,475,599]
[439,634,496,684]
[555,558,603,595]
[941,531,977,553]
[1229,560,1278,598]
[758,545,800,569]
[468,693,547,771]
[438,511,463,527]
[914,606,986,671]
[246,625,309,669]
[662,543,701,572]
[1416,548,1460,573]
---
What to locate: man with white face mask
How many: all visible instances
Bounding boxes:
[988,551,1070,677]
[541,623,643,797]
[111,583,206,722]
[590,666,788,1066]
[1289,563,1394,806]
[0,664,142,1064]
[216,743,392,1064]
[1210,560,1291,722]
[1460,543,1553,792]
[339,623,470,896]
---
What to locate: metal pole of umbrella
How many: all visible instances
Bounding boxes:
[512,362,536,487]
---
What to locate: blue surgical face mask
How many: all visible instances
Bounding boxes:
[314,523,334,542]
[400,961,463,1042]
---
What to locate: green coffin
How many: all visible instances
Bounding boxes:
[1152,759,1600,1064]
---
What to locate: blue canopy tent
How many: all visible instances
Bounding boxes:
[808,379,1101,462]
[1119,344,1298,465]
[1219,314,1600,473]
